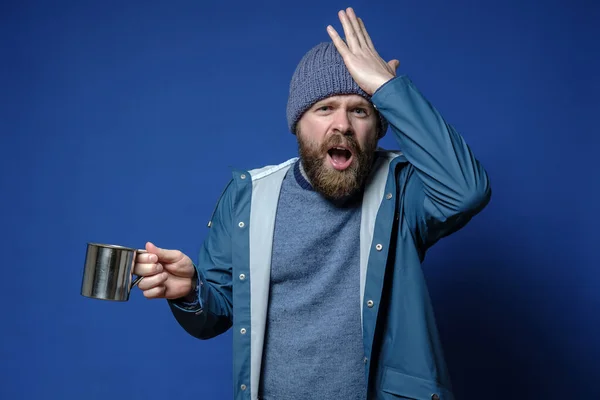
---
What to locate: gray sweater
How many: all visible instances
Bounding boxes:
[258,160,367,399]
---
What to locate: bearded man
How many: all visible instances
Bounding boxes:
[133,7,491,400]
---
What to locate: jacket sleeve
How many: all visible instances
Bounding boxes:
[371,75,491,249]
[167,179,235,339]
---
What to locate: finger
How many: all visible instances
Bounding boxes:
[136,252,157,264]
[134,261,163,277]
[345,8,367,48]
[146,241,183,263]
[163,275,195,300]
[142,285,167,299]
[358,17,376,51]
[162,261,195,279]
[138,272,169,291]
[327,25,350,57]
[338,9,360,51]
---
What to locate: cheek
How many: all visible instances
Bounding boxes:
[298,131,323,153]
[298,121,328,145]
[354,127,379,149]
[301,119,328,137]
[352,115,378,133]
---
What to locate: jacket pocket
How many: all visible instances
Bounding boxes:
[380,366,454,400]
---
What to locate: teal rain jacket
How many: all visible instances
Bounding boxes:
[168,75,491,400]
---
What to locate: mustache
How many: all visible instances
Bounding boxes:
[320,134,361,154]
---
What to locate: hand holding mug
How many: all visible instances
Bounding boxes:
[134,242,196,300]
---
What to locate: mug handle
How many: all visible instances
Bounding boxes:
[131,249,147,289]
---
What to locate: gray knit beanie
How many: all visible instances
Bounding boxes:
[286,41,388,137]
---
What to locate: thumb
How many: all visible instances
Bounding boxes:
[145,241,182,263]
[387,59,400,71]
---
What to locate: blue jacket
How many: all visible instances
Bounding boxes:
[168,75,491,400]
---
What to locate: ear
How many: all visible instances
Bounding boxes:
[375,114,387,138]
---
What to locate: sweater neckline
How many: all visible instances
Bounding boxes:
[293,160,314,191]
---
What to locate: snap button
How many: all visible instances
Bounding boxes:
[375,244,383,251]
[363,357,368,364]
[240,384,247,391]
[385,193,392,200]
[431,394,440,400]
[240,174,246,179]
[238,222,245,228]
[239,274,246,281]
[240,328,247,334]
[367,300,374,308]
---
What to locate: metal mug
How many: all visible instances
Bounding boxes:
[81,242,146,301]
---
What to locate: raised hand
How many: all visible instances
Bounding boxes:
[134,241,196,300]
[327,7,400,95]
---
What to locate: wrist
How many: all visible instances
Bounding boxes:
[369,73,396,95]
[182,272,199,302]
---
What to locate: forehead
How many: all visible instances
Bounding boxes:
[312,94,372,107]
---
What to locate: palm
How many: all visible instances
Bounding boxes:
[327,8,399,95]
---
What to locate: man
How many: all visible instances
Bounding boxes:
[134,7,491,400]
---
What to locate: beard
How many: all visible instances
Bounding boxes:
[297,130,378,203]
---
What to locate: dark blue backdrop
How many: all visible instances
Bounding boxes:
[1,0,598,399]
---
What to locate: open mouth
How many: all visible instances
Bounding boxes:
[327,146,353,171]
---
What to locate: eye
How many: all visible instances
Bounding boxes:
[353,108,368,116]
[314,105,333,114]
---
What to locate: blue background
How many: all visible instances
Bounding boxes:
[1,0,598,399]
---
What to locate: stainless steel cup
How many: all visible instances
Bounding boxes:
[81,242,146,301]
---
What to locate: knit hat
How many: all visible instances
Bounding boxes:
[286,41,388,137]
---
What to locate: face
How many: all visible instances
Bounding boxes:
[296,94,380,202]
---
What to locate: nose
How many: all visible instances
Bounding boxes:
[331,109,353,136]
